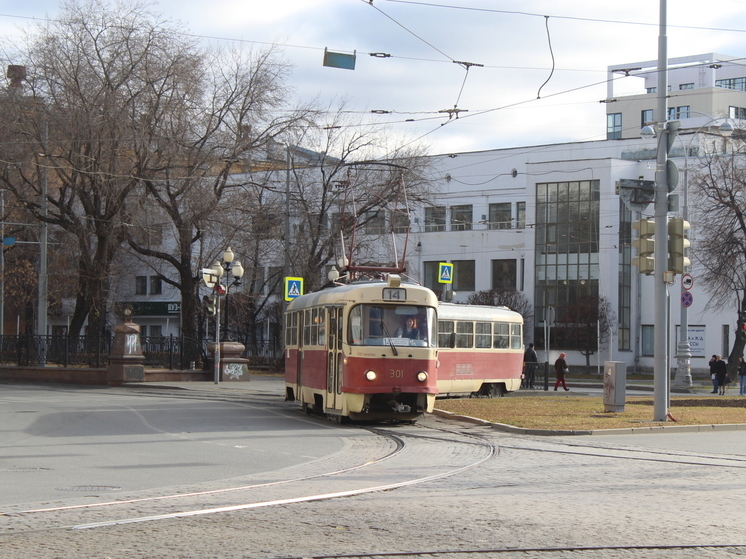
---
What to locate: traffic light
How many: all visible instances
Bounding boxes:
[203,293,218,316]
[668,218,691,274]
[740,323,746,341]
[631,218,655,275]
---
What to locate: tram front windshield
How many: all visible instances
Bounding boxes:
[348,304,436,347]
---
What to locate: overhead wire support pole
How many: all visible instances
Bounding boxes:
[653,0,669,422]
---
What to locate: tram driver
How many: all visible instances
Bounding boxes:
[395,316,420,340]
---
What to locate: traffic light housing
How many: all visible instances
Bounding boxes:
[668,217,691,274]
[203,293,218,316]
[632,218,655,275]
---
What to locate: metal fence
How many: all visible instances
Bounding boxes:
[0,334,282,369]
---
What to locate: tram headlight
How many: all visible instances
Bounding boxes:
[416,371,428,382]
[365,370,377,381]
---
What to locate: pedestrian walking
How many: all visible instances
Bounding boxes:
[553,352,570,391]
[523,343,539,388]
[709,354,720,394]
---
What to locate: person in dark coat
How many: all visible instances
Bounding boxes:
[523,343,539,388]
[553,352,569,391]
[709,354,719,394]
[715,355,728,395]
[395,317,419,340]
[738,357,746,396]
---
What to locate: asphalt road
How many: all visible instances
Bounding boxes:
[0,381,350,507]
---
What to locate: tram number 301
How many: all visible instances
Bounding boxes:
[390,369,405,378]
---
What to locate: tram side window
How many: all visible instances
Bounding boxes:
[493,323,509,348]
[303,310,312,346]
[456,321,474,348]
[475,322,492,348]
[317,309,326,346]
[510,323,522,349]
[438,320,455,347]
[285,312,299,346]
[310,308,319,345]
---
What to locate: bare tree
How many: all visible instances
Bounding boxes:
[555,295,615,371]
[691,146,746,375]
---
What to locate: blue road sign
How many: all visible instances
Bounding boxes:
[284,277,304,301]
[681,292,693,307]
[438,262,453,284]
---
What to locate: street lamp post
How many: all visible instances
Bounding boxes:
[217,247,244,342]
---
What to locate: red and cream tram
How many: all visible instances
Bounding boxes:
[436,302,524,398]
[284,275,439,422]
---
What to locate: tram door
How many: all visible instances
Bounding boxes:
[326,306,343,411]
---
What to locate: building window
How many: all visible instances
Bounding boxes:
[424,206,446,232]
[607,113,622,140]
[642,325,654,356]
[423,261,441,292]
[364,210,385,235]
[135,276,147,295]
[516,201,526,229]
[668,106,690,119]
[133,224,163,247]
[730,106,746,119]
[716,77,746,91]
[150,276,162,295]
[646,87,657,94]
[618,199,632,351]
[450,205,473,231]
[389,209,410,233]
[452,260,475,291]
[679,83,694,90]
[492,259,517,290]
[488,202,512,229]
[641,109,653,127]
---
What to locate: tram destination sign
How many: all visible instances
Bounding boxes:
[382,287,406,301]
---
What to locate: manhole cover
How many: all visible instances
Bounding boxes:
[57,486,122,492]
[0,468,51,472]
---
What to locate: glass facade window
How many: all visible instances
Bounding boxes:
[424,206,446,232]
[679,83,694,90]
[618,199,632,350]
[607,113,622,139]
[642,325,654,356]
[452,260,475,291]
[488,202,511,229]
[516,201,526,229]
[423,261,440,292]
[450,205,473,231]
[534,180,600,347]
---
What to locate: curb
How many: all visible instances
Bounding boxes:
[431,409,746,436]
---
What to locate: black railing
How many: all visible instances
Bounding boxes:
[0,334,284,370]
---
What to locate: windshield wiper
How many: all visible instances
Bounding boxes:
[380,321,398,356]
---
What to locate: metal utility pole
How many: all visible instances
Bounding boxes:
[38,121,49,364]
[653,0,670,421]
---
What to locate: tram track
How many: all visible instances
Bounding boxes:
[0,421,496,537]
[265,543,746,559]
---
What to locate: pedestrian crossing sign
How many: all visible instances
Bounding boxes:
[284,277,304,301]
[438,262,453,284]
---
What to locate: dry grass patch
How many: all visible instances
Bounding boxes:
[435,395,746,430]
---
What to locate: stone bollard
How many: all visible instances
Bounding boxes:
[108,318,145,385]
[207,341,250,382]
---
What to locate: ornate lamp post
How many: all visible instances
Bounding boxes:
[214,247,244,342]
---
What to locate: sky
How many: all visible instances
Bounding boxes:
[2,0,746,156]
